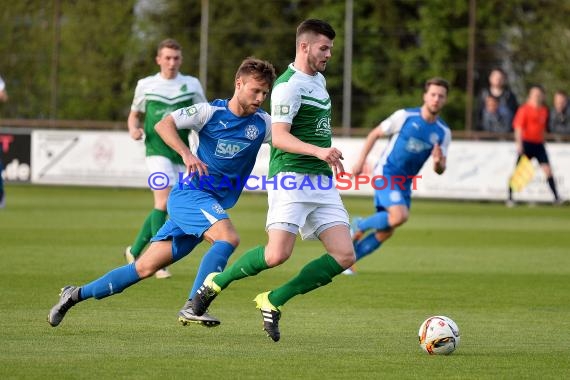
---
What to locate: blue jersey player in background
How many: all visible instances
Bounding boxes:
[347,77,451,273]
[47,57,276,327]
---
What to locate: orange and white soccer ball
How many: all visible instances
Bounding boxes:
[418,316,460,355]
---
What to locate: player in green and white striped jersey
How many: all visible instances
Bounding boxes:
[126,39,206,278]
[191,20,356,342]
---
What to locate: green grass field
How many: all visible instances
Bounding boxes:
[1,184,569,379]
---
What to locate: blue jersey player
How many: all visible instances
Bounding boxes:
[347,78,451,273]
[47,58,276,328]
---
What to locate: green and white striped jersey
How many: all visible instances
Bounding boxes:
[269,64,333,177]
[131,73,206,164]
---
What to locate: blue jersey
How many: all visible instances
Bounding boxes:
[375,107,451,180]
[170,99,271,209]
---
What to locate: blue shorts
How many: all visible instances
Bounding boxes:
[152,188,229,260]
[373,176,412,212]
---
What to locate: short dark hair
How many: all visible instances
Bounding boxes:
[157,38,181,54]
[296,19,336,40]
[235,57,276,87]
[529,84,545,94]
[424,77,450,94]
[555,89,568,97]
[489,67,507,77]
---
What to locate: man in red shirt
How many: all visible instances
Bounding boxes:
[507,85,561,206]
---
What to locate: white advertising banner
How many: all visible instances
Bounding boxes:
[31,130,148,187]
[30,130,570,202]
[332,137,570,202]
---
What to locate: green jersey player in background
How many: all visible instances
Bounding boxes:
[126,38,206,278]
[191,19,355,342]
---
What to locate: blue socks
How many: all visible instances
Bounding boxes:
[189,240,235,299]
[359,211,390,232]
[77,240,235,302]
[80,263,141,300]
[354,233,382,261]
[353,211,390,261]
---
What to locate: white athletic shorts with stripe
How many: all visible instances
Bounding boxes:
[266,172,349,240]
[145,155,185,187]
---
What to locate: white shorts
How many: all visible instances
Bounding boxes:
[145,155,185,187]
[266,172,349,240]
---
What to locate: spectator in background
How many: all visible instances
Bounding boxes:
[478,93,512,133]
[507,85,561,206]
[477,68,518,133]
[0,75,8,102]
[0,74,7,208]
[549,90,570,135]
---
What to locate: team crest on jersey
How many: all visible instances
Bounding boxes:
[181,105,197,117]
[212,203,225,215]
[273,105,290,116]
[315,116,331,137]
[180,84,188,93]
[215,139,250,158]
[406,136,432,153]
[244,125,260,140]
[390,191,402,203]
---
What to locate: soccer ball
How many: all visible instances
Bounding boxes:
[418,316,460,355]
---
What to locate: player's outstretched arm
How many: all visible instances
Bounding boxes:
[432,143,446,174]
[155,115,208,176]
[353,126,384,176]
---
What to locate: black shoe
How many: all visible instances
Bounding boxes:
[191,272,221,316]
[254,292,281,342]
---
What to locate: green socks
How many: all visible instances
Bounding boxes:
[213,248,344,309]
[269,253,343,308]
[214,245,268,289]
[130,209,167,257]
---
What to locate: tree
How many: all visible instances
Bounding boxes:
[0,1,55,118]
[57,0,136,120]
[1,0,569,131]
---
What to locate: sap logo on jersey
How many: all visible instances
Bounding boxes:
[406,137,431,153]
[215,139,250,158]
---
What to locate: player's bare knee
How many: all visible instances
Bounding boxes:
[333,250,355,268]
[345,252,356,267]
[337,252,356,269]
[389,211,409,227]
[135,263,157,279]
[264,248,291,267]
[222,233,240,248]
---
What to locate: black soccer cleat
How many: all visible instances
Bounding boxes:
[254,292,281,342]
[191,272,221,316]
